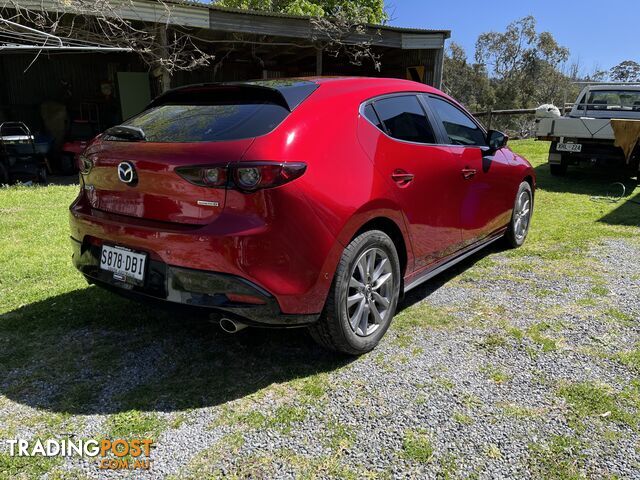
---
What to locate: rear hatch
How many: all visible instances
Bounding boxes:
[83,140,253,225]
[81,81,318,225]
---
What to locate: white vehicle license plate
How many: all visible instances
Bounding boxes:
[100,245,147,283]
[557,142,582,153]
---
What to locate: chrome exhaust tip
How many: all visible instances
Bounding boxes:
[219,317,248,334]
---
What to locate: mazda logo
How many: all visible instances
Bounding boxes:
[117,161,137,185]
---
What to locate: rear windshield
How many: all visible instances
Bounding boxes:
[578,90,640,111]
[120,100,290,142]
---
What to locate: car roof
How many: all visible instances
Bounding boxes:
[150,77,452,114]
[300,76,440,93]
[161,76,441,99]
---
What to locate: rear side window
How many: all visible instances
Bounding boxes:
[370,95,436,144]
[363,104,383,130]
[121,101,290,142]
[427,96,486,147]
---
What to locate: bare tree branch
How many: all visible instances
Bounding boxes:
[2,0,215,86]
[310,11,381,71]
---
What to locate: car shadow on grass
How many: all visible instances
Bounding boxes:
[533,161,639,197]
[0,241,503,417]
[599,190,640,226]
[0,287,352,415]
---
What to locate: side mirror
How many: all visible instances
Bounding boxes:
[487,130,508,151]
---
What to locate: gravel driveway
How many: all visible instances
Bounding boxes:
[1,238,639,479]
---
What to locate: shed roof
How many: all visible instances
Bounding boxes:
[163,0,451,38]
[0,0,450,51]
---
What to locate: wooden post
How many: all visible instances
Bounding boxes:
[433,47,444,88]
[158,26,171,92]
[316,48,323,76]
[487,111,493,130]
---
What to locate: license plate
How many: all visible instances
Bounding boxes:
[100,245,147,284]
[557,142,582,153]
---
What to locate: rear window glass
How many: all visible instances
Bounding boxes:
[121,101,290,142]
[578,90,640,111]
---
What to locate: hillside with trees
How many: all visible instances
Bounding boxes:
[442,16,638,135]
[443,16,639,112]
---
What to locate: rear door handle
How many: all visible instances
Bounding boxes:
[391,169,415,186]
[461,168,477,180]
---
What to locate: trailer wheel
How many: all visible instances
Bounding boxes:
[0,163,8,184]
[36,166,48,185]
[59,154,77,175]
[549,162,568,176]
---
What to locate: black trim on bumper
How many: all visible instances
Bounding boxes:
[70,237,319,327]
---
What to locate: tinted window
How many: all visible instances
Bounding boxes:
[120,101,289,142]
[363,104,383,130]
[428,96,486,146]
[372,95,436,144]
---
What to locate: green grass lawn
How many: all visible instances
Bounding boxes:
[1,139,637,316]
[0,139,638,385]
[0,140,638,478]
[509,140,638,260]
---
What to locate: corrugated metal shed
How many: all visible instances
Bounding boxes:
[0,0,451,132]
[1,1,449,46]
[162,0,451,37]
[402,33,445,50]
[0,0,210,28]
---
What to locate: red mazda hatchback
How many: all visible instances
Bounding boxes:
[70,77,534,354]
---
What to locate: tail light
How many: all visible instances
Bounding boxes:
[176,162,306,192]
[175,166,228,187]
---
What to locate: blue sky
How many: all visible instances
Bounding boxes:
[388,0,637,73]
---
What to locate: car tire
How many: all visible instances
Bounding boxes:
[505,181,533,248]
[549,161,568,176]
[309,230,401,355]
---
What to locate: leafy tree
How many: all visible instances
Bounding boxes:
[609,60,640,82]
[475,16,569,108]
[443,42,494,112]
[214,0,387,24]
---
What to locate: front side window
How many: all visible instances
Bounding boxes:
[370,95,436,144]
[427,96,487,147]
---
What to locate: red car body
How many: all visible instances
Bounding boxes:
[70,77,534,329]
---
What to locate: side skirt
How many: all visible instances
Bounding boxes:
[403,232,504,293]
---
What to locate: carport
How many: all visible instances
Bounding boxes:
[0,1,450,157]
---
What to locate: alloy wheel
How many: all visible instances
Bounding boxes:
[346,247,394,337]
[514,190,531,241]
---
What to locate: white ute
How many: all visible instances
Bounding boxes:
[536,83,640,175]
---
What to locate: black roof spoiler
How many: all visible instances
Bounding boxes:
[147,80,319,112]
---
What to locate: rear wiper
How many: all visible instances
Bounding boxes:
[104,125,146,141]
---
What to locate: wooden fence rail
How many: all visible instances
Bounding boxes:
[471,104,575,130]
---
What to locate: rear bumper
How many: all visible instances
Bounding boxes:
[549,140,629,164]
[69,186,340,315]
[71,237,319,327]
